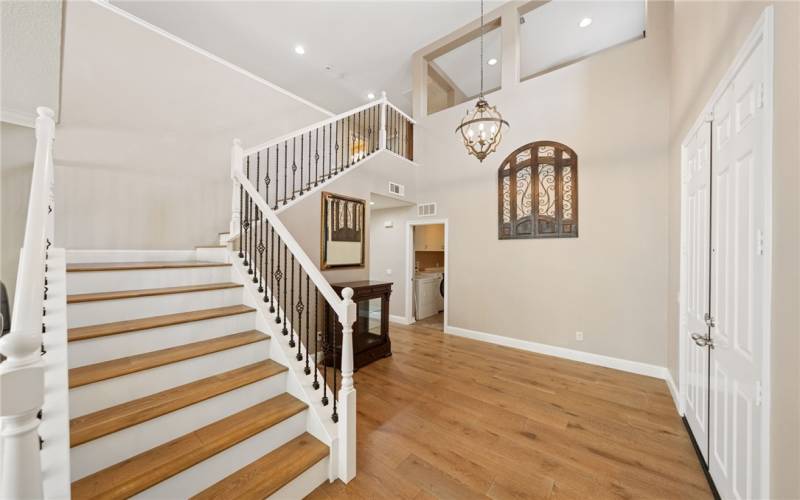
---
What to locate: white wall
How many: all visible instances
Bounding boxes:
[54,1,330,250]
[411,2,672,368]
[667,2,800,496]
[369,206,415,317]
[0,123,36,307]
[0,0,62,126]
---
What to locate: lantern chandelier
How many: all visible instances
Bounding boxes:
[455,0,509,162]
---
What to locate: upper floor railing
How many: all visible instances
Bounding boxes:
[242,93,414,211]
[0,107,56,499]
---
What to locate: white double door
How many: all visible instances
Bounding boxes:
[682,31,769,500]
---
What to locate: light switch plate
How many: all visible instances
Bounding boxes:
[384,220,393,228]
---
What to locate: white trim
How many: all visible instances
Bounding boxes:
[272,149,418,216]
[65,249,196,263]
[677,8,773,499]
[89,0,332,118]
[389,314,411,325]
[1,108,36,128]
[445,325,668,380]
[665,370,683,415]
[404,218,449,327]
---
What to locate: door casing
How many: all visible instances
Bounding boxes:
[678,7,773,499]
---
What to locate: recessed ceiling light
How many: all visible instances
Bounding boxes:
[487,58,498,66]
[579,17,592,28]
[294,45,305,55]
[367,92,376,100]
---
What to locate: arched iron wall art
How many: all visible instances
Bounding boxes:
[498,141,578,239]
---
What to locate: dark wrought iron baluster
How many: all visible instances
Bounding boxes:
[274,236,282,323]
[289,254,295,347]
[321,125,326,182]
[321,297,329,406]
[313,129,319,187]
[335,119,341,175]
[313,290,320,389]
[331,308,339,423]
[269,227,276,312]
[274,146,280,210]
[281,242,288,335]
[243,157,250,267]
[257,209,264,291]
[283,141,288,205]
[291,137,298,200]
[295,265,303,361]
[328,123,333,179]
[238,182,244,258]
[247,197,254,275]
[261,218,272,303]
[304,274,311,374]
[265,147,270,207]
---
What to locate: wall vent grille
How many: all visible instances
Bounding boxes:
[418,203,437,217]
[389,182,405,196]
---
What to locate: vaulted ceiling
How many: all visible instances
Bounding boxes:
[111,1,503,115]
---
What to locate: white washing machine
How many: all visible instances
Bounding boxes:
[413,272,444,320]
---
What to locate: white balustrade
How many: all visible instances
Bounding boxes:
[0,106,56,500]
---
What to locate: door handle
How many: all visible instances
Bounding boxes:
[691,332,715,349]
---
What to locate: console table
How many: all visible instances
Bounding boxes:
[325,280,392,371]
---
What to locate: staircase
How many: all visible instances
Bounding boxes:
[1,96,415,498]
[64,255,328,499]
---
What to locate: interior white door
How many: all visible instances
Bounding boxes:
[708,38,767,500]
[684,120,712,465]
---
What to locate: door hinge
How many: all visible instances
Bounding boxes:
[756,229,765,256]
[704,312,716,327]
[755,381,763,406]
[757,82,765,109]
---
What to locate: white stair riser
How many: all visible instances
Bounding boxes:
[132,411,309,499]
[67,287,243,327]
[68,312,256,368]
[70,373,288,481]
[195,247,228,263]
[66,266,233,294]
[66,250,196,263]
[69,341,270,417]
[267,456,329,500]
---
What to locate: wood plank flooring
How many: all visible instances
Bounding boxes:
[308,322,711,500]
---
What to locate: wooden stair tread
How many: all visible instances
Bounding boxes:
[69,361,287,447]
[191,433,328,500]
[68,305,254,342]
[67,282,242,304]
[71,394,308,500]
[69,330,269,388]
[66,261,231,272]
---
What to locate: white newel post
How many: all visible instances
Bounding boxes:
[379,91,388,150]
[337,287,357,482]
[0,107,55,499]
[230,138,244,239]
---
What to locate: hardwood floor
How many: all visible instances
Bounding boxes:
[308,322,711,500]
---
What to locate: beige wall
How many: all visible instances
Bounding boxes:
[278,152,419,294]
[54,2,329,250]
[0,122,36,307]
[668,2,800,497]
[369,206,415,317]
[412,2,672,367]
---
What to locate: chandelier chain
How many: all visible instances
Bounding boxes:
[480,0,484,98]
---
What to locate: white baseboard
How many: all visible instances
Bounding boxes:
[389,314,412,325]
[444,325,668,380]
[665,371,683,415]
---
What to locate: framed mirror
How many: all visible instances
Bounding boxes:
[320,192,366,269]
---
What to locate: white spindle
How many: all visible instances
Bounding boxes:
[379,91,388,150]
[229,138,244,238]
[0,106,55,500]
[336,287,357,482]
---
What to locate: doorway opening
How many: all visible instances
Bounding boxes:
[406,220,447,331]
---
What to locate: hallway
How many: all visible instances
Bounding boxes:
[309,322,711,499]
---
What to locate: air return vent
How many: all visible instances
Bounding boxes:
[389,182,405,196]
[418,203,437,217]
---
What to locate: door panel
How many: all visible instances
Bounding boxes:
[709,41,765,500]
[684,121,712,464]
